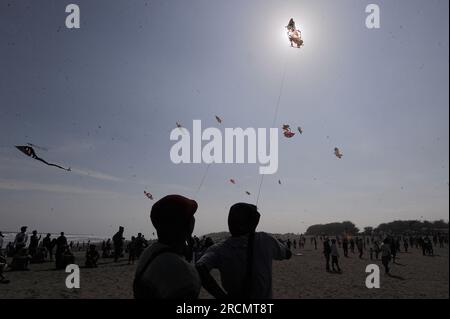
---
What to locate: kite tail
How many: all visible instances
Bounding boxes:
[35,156,71,172]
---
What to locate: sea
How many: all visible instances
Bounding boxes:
[1,232,107,245]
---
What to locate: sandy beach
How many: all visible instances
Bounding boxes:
[0,240,448,299]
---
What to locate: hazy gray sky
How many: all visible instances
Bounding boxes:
[1,0,448,238]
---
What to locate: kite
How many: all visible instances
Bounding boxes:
[286,18,296,32]
[15,145,71,171]
[297,126,303,134]
[245,191,251,195]
[286,18,304,48]
[278,180,282,185]
[26,143,48,151]
[284,131,295,138]
[229,179,236,185]
[144,191,153,200]
[282,124,296,138]
[334,147,343,159]
[215,115,222,124]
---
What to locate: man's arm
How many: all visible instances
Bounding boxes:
[195,244,228,299]
[265,233,292,260]
[196,264,228,299]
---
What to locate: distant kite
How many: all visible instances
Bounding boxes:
[215,115,222,124]
[144,191,153,200]
[278,180,282,185]
[229,179,236,185]
[334,147,343,159]
[283,130,295,138]
[26,143,48,151]
[282,124,295,138]
[245,191,251,195]
[297,127,303,134]
[15,145,71,172]
[176,122,183,129]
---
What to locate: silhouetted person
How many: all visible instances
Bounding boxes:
[286,239,292,250]
[403,238,409,252]
[85,244,100,268]
[135,233,147,258]
[0,232,4,253]
[0,254,9,284]
[113,226,125,262]
[323,237,331,272]
[330,239,341,273]
[133,195,201,299]
[342,238,349,257]
[28,230,41,257]
[196,203,292,299]
[128,236,137,265]
[14,226,28,252]
[381,239,391,274]
[55,232,68,269]
[390,238,397,263]
[314,237,317,250]
[350,238,355,254]
[42,234,52,260]
[357,238,364,259]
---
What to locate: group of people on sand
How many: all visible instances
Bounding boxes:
[319,233,446,276]
[0,228,77,283]
[2,201,446,297]
[102,227,150,265]
[133,195,292,299]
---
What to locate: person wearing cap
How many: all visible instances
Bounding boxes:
[133,194,201,299]
[14,226,28,252]
[196,203,292,299]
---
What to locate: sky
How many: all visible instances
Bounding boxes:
[0,0,448,238]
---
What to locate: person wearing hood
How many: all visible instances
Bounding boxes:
[196,203,292,299]
[133,195,201,299]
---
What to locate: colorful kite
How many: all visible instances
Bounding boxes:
[283,131,295,138]
[282,124,296,138]
[15,145,71,171]
[334,147,343,159]
[144,191,153,200]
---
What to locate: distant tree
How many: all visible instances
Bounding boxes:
[305,221,359,236]
[375,220,449,234]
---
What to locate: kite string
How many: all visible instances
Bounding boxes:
[193,163,211,198]
[256,52,289,207]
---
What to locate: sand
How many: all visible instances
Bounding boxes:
[0,242,448,299]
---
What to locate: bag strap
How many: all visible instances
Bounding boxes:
[243,232,255,298]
